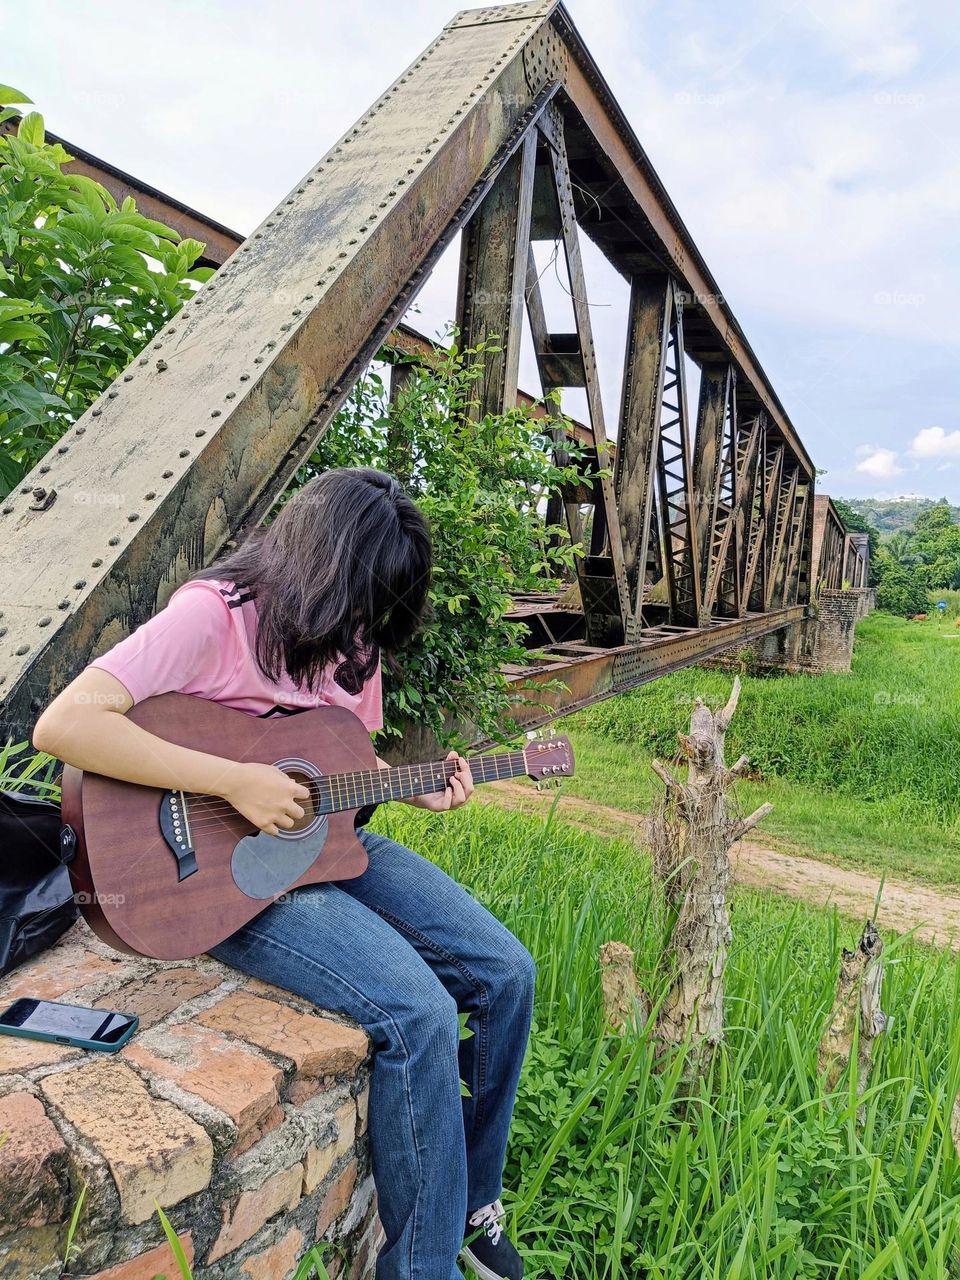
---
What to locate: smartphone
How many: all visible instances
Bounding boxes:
[0,997,139,1053]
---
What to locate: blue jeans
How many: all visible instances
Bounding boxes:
[209,827,536,1280]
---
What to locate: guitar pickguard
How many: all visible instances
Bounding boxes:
[230,818,329,900]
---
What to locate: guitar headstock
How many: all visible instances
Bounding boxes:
[522,733,575,781]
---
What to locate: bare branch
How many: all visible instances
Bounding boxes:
[651,759,682,792]
[717,674,742,733]
[730,802,773,840]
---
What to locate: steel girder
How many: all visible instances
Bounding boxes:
[1,0,842,744]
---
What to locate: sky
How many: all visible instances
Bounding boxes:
[5,0,958,502]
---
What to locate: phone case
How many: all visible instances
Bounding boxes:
[0,1002,139,1053]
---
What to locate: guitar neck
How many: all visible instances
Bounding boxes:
[316,750,527,814]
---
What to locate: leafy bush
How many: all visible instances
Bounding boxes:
[0,86,212,496]
[875,563,930,617]
[303,336,585,746]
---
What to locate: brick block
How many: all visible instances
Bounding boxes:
[237,1224,303,1279]
[302,1097,357,1196]
[40,1060,212,1225]
[0,1093,67,1235]
[0,1224,61,1278]
[0,1034,79,1075]
[0,930,132,1004]
[317,1159,358,1237]
[89,1232,194,1279]
[208,1162,303,1263]
[96,968,221,1030]
[124,1023,283,1154]
[356,1085,369,1134]
[197,991,368,1102]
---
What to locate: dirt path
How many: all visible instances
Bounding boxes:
[480,783,960,950]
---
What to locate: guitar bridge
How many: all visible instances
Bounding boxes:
[159,791,198,881]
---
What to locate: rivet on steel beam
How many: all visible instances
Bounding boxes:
[225,391,236,399]
[239,375,250,382]
[74,580,86,589]
[38,616,51,627]
[280,323,291,331]
[108,390,118,398]
[286,200,294,206]
[123,374,134,382]
[157,360,168,372]
[92,408,102,417]
[16,644,29,655]
[162,470,173,479]
[242,246,251,252]
[58,599,70,610]
[76,426,85,435]
[108,536,120,545]
[1,506,12,515]
[179,449,190,458]
[127,513,139,522]
[57,445,68,454]
[254,357,263,364]
[0,628,5,637]
[210,409,222,417]
[91,558,103,567]
[139,357,148,366]
[196,429,207,438]
[39,465,50,474]
[306,177,314,183]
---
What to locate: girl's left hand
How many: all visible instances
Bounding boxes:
[410,751,474,812]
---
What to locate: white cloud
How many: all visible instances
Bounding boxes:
[799,0,920,76]
[910,426,960,458]
[856,447,903,478]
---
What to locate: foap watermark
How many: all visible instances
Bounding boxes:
[73,490,124,509]
[72,689,128,708]
[674,90,727,108]
[74,890,126,907]
[873,90,924,108]
[874,290,926,308]
[873,690,925,707]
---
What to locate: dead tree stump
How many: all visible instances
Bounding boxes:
[650,676,771,1066]
[598,941,648,1033]
[817,920,887,1095]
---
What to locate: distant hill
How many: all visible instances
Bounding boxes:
[839,495,960,535]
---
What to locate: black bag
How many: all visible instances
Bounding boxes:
[0,790,78,979]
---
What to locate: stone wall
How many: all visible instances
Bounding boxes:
[702,588,875,679]
[0,923,379,1279]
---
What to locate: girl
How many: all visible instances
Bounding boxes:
[33,467,533,1280]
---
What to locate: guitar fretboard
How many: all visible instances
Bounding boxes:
[309,750,526,814]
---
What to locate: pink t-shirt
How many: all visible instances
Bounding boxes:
[90,578,383,732]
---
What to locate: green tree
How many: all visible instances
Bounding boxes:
[0,86,212,496]
[303,336,586,745]
[874,562,929,617]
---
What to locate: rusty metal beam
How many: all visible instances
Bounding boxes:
[456,129,538,414]
[1,2,565,740]
[1,0,854,747]
[489,604,807,740]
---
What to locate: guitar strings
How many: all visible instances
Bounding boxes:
[169,751,543,832]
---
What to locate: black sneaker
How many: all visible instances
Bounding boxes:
[459,1198,523,1280]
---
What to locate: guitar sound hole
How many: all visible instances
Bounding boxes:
[284,767,318,833]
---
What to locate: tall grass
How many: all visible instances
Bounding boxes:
[570,614,960,826]
[373,801,960,1279]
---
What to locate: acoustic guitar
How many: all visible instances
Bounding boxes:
[60,692,574,961]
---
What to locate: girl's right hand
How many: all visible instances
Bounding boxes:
[222,762,310,835]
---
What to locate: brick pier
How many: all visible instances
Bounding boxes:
[0,923,379,1279]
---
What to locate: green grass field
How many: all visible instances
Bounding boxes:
[561,612,960,889]
[372,801,960,1279]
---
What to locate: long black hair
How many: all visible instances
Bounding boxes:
[193,468,431,690]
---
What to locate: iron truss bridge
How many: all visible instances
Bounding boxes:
[0,1,868,744]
